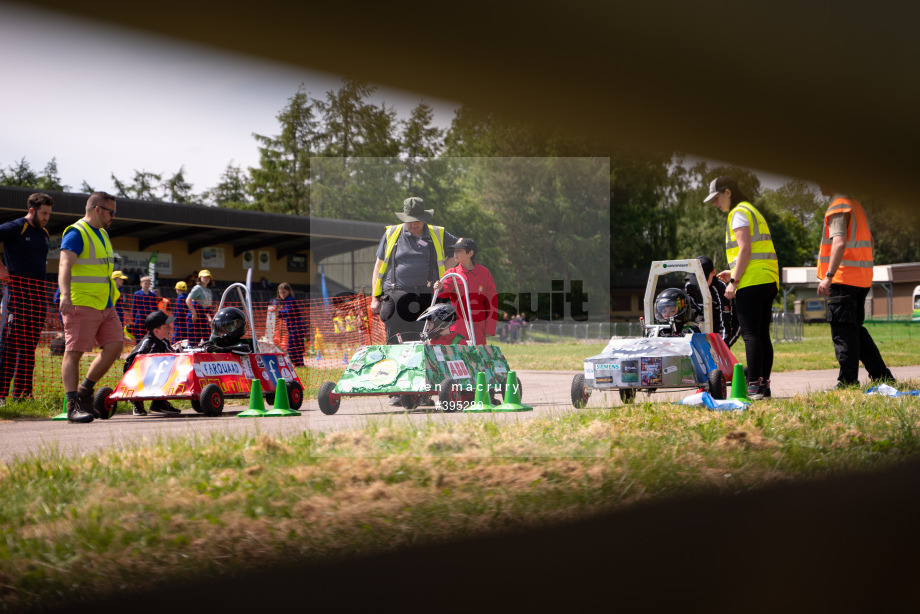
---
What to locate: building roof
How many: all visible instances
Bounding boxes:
[782,264,920,286]
[0,186,382,261]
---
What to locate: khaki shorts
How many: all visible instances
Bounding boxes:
[63,305,123,353]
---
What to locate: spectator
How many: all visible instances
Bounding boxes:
[268,282,306,367]
[684,255,739,347]
[123,310,181,416]
[58,192,123,423]
[111,270,129,330]
[509,314,522,343]
[185,270,214,344]
[172,281,189,345]
[130,276,159,341]
[0,192,52,401]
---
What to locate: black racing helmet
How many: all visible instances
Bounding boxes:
[654,288,692,326]
[210,307,247,346]
[417,302,457,339]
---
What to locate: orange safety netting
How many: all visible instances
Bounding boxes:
[303,293,384,392]
[0,276,381,400]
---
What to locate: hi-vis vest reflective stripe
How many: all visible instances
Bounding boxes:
[725,202,779,290]
[817,197,874,288]
[374,224,446,296]
[66,220,118,310]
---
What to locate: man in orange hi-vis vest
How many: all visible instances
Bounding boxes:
[816,193,895,389]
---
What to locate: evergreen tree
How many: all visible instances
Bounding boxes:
[249,85,318,215]
[0,158,40,187]
[207,162,251,208]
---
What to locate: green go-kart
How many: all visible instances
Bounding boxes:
[316,273,520,415]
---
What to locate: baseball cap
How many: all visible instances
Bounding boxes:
[451,237,477,252]
[703,177,731,203]
[145,310,175,331]
[111,270,128,280]
[198,269,212,278]
[175,281,188,292]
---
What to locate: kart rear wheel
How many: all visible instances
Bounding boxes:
[401,395,420,410]
[200,384,224,417]
[264,393,274,407]
[318,381,340,415]
[619,388,637,404]
[708,368,726,400]
[94,387,117,419]
[571,373,590,409]
[287,381,304,410]
[438,377,465,412]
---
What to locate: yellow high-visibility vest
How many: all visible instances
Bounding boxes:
[725,202,779,290]
[374,223,446,296]
[65,219,118,310]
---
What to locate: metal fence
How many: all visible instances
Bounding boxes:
[772,312,804,343]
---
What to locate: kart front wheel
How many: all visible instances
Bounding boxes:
[318,381,340,415]
[191,399,203,413]
[571,373,590,409]
[708,368,726,400]
[94,387,117,419]
[200,384,224,417]
[619,388,637,404]
[438,377,465,412]
[287,381,304,410]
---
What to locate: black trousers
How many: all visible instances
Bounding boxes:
[827,283,892,385]
[735,282,777,384]
[379,289,433,344]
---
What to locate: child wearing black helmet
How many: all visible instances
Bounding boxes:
[417,303,467,345]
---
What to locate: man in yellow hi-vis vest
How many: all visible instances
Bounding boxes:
[369,197,458,406]
[58,192,124,423]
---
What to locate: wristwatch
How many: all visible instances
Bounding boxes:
[729,277,736,284]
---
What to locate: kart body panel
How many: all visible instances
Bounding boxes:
[334,343,509,396]
[109,349,301,401]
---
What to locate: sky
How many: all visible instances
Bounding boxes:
[0,3,459,198]
[0,3,797,200]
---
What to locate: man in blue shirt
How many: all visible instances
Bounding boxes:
[0,193,52,401]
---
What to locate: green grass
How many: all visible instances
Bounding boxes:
[500,322,920,372]
[2,384,920,610]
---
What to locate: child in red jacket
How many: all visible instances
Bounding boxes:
[434,238,497,345]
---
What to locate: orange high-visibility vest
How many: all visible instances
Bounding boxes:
[817,196,874,288]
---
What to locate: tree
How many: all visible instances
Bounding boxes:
[163,166,199,204]
[249,84,319,215]
[112,170,163,201]
[35,158,68,192]
[207,163,251,208]
[0,158,40,187]
[400,102,444,193]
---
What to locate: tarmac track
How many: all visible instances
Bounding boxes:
[1,365,919,463]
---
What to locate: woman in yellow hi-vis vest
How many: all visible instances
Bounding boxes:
[705,177,779,400]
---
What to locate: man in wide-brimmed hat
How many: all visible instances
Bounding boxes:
[370,197,458,405]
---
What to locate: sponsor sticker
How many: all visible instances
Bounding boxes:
[446,360,471,379]
[432,346,445,362]
[595,376,614,384]
[584,362,595,377]
[595,363,620,371]
[370,359,400,385]
[200,361,243,377]
[664,365,677,374]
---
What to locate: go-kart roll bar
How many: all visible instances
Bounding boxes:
[216,282,261,354]
[426,272,477,346]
